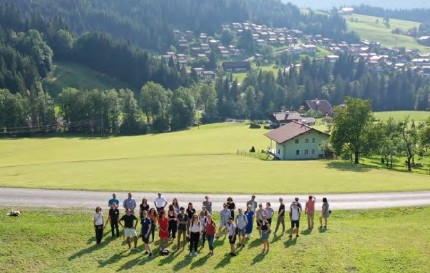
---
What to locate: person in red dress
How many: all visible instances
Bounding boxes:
[158,210,169,251]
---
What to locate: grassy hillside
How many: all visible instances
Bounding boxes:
[0,122,429,193]
[2,206,430,273]
[43,62,132,97]
[286,0,430,10]
[344,14,430,53]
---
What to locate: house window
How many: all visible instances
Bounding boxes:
[295,139,299,144]
[305,139,309,143]
[305,149,309,155]
[312,138,316,143]
[296,150,300,155]
[312,149,315,155]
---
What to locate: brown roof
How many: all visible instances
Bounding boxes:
[305,99,333,115]
[265,121,328,144]
[271,111,301,122]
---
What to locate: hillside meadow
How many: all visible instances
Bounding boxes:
[1,121,429,194]
[344,14,430,53]
[1,206,430,273]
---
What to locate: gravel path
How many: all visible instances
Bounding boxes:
[1,187,430,211]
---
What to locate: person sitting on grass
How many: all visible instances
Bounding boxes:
[140,210,153,257]
[289,201,301,239]
[227,217,237,256]
[119,209,138,251]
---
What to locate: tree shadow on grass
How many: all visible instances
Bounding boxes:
[214,253,233,269]
[252,252,266,265]
[284,237,297,248]
[325,161,371,172]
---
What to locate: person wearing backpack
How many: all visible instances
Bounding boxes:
[289,201,301,239]
[235,208,248,248]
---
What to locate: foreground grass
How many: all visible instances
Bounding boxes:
[1,206,429,273]
[345,14,430,53]
[1,122,429,193]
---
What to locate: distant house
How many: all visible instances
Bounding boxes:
[265,121,329,160]
[222,61,251,72]
[270,111,302,127]
[305,99,334,116]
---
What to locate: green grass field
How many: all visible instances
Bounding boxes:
[43,62,132,97]
[1,122,429,193]
[345,14,430,53]
[1,206,429,273]
[374,111,430,122]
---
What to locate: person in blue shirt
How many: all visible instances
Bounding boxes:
[141,210,153,256]
[108,193,119,208]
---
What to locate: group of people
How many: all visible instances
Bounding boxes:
[93,192,331,257]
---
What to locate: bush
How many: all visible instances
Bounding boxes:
[249,123,261,129]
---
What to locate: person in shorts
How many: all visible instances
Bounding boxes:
[235,208,248,247]
[261,214,271,253]
[227,217,237,256]
[289,201,301,238]
[177,207,188,250]
[119,209,139,250]
[216,203,231,238]
[140,210,153,256]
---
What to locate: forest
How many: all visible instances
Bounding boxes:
[0,0,430,136]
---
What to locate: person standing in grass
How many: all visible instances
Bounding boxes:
[265,202,274,225]
[158,210,170,251]
[274,198,285,236]
[176,207,188,250]
[123,192,136,214]
[199,210,207,247]
[93,206,104,244]
[246,195,257,211]
[319,197,330,229]
[236,208,248,248]
[106,203,120,238]
[305,195,316,229]
[226,197,236,219]
[119,209,139,250]
[139,198,150,219]
[289,201,301,239]
[188,214,202,256]
[216,203,231,238]
[227,217,237,256]
[108,193,119,208]
[256,203,265,238]
[261,214,271,253]
[203,195,212,214]
[140,210,153,257]
[154,193,167,214]
[167,204,178,241]
[172,198,180,214]
[205,214,216,256]
[148,208,158,243]
[245,205,255,238]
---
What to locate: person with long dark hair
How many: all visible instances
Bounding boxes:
[139,198,150,219]
[148,208,158,243]
[167,204,178,241]
[188,214,202,256]
[319,197,330,229]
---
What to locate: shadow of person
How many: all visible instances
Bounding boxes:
[301,228,313,235]
[215,253,234,269]
[69,237,112,260]
[98,252,125,268]
[117,255,140,271]
[247,238,262,249]
[284,237,297,248]
[173,255,192,271]
[251,252,266,265]
[190,254,209,269]
[319,227,327,233]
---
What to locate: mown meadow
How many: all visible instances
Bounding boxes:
[1,206,429,273]
[0,114,429,193]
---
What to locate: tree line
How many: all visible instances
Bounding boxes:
[330,97,430,172]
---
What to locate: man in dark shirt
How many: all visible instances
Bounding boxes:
[106,203,120,238]
[176,207,189,250]
[119,209,138,250]
[274,197,285,235]
[140,210,153,256]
